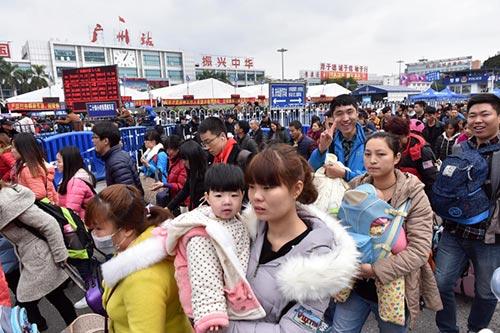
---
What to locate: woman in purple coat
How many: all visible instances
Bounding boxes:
[227,144,359,332]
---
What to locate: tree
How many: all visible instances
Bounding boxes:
[482,54,500,70]
[30,64,49,90]
[15,69,33,94]
[321,77,359,91]
[0,58,19,96]
[196,70,231,84]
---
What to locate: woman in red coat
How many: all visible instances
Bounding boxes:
[0,134,15,182]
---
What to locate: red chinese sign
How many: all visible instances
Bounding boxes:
[62,65,120,112]
[199,55,255,70]
[116,29,130,45]
[162,97,257,106]
[140,32,154,47]
[91,24,103,43]
[0,43,10,58]
[320,63,368,81]
[7,102,61,111]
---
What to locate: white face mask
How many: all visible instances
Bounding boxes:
[91,231,116,256]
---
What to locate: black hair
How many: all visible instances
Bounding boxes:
[13,133,47,178]
[358,110,369,120]
[236,120,251,135]
[153,125,165,137]
[144,129,161,144]
[92,121,121,147]
[289,120,302,130]
[329,94,358,113]
[58,146,95,195]
[165,134,182,150]
[425,106,437,114]
[467,93,500,115]
[204,163,245,193]
[445,119,460,134]
[381,106,391,114]
[179,140,208,182]
[415,101,427,109]
[310,115,320,124]
[366,132,401,156]
[199,116,227,136]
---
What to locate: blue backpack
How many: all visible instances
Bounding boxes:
[338,184,411,264]
[431,142,500,225]
[0,306,39,333]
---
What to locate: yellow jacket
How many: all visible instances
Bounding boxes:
[102,226,192,333]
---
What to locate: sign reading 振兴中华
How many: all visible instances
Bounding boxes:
[63,65,120,112]
[86,102,118,118]
[198,55,254,70]
[269,82,306,109]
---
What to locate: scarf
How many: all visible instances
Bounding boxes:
[143,143,164,162]
[214,138,237,164]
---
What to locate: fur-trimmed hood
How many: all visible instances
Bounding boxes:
[101,203,360,302]
[244,203,359,303]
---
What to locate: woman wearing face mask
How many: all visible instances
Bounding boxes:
[227,144,359,332]
[331,132,442,332]
[86,184,192,333]
[0,181,76,331]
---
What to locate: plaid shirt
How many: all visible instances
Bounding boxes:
[444,135,500,240]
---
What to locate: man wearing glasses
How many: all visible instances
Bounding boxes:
[198,117,252,170]
[308,94,367,181]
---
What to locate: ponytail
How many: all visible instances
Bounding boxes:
[297,158,318,204]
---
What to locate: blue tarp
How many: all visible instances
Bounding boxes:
[409,88,441,101]
[437,87,467,100]
[493,88,500,97]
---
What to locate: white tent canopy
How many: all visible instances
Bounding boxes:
[306,83,351,98]
[150,78,251,99]
[6,84,149,102]
[6,83,65,103]
[236,84,269,98]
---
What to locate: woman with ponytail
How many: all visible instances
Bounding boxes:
[85,184,191,333]
[226,144,359,332]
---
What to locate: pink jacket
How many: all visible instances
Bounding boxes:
[16,163,58,203]
[58,169,95,220]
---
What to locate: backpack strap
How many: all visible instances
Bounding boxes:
[374,199,412,261]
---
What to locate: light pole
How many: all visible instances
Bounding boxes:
[277,48,288,80]
[397,60,404,85]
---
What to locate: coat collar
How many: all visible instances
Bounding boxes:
[243,203,359,303]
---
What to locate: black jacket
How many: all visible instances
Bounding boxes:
[237,134,258,154]
[293,135,315,160]
[167,173,205,211]
[250,128,266,148]
[101,145,143,192]
[422,122,444,154]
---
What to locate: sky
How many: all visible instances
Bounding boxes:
[2,0,499,79]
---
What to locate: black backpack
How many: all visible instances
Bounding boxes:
[18,198,94,260]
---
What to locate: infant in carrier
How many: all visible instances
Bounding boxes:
[337,183,411,325]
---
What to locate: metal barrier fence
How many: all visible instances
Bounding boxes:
[39,125,176,181]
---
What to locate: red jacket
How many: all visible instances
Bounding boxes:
[0,267,10,307]
[0,150,15,182]
[168,157,187,200]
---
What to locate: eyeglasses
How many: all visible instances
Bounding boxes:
[201,135,219,148]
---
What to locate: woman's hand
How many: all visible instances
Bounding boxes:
[359,263,376,279]
[151,181,165,191]
[209,326,221,331]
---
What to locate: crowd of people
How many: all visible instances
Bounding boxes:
[0,92,498,333]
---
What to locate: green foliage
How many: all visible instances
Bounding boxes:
[320,77,359,91]
[482,54,500,69]
[196,70,231,84]
[0,59,49,96]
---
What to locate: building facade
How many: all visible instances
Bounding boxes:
[405,56,473,75]
[21,40,195,87]
[194,54,265,87]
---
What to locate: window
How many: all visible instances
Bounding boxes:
[54,49,76,61]
[461,85,471,94]
[227,71,237,82]
[145,69,162,79]
[119,67,138,78]
[84,51,105,63]
[143,53,160,67]
[168,70,183,81]
[195,69,204,80]
[237,71,246,81]
[256,71,265,82]
[166,54,182,67]
[246,72,255,81]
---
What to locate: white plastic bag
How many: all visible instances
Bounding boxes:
[312,153,349,215]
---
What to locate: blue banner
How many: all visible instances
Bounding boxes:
[425,71,440,82]
[269,83,306,109]
[86,102,118,118]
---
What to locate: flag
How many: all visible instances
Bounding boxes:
[118,16,126,23]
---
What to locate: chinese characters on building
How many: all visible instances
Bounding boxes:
[319,63,368,81]
[199,55,255,69]
[0,43,11,58]
[89,18,154,47]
